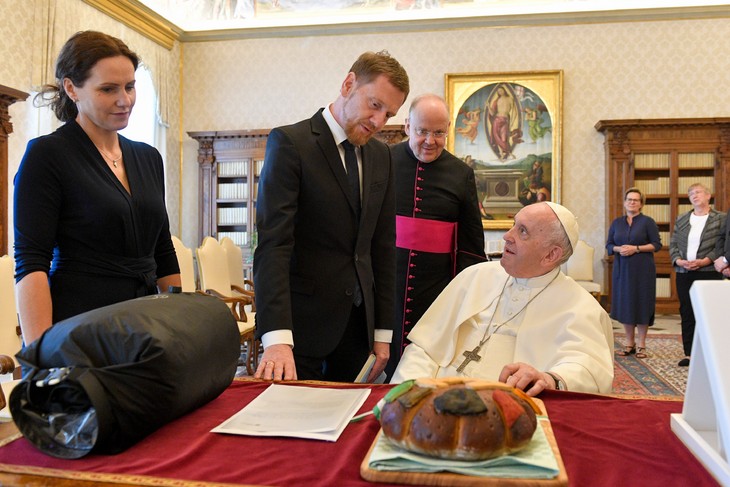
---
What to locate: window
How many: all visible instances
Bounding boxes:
[121,66,158,147]
[120,66,167,174]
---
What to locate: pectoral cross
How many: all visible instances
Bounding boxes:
[456,345,482,373]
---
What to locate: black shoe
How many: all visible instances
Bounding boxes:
[678,358,690,367]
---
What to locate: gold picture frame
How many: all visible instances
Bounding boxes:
[445,71,563,229]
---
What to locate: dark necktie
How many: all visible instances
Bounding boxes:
[341,140,361,221]
[341,140,363,306]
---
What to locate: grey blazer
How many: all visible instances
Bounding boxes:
[669,208,726,273]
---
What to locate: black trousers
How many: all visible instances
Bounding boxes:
[294,304,370,382]
[676,271,724,356]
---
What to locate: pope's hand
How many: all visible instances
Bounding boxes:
[499,362,550,397]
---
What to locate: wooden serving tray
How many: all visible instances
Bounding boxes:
[360,398,568,486]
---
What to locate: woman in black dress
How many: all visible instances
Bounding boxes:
[14,31,180,345]
[606,187,662,359]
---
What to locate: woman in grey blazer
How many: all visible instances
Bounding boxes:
[669,183,726,367]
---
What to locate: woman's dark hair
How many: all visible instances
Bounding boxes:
[34,31,139,122]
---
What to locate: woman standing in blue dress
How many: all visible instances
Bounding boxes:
[606,187,662,358]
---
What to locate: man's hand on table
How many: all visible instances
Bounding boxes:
[254,344,297,381]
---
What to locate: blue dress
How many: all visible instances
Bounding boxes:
[606,213,662,325]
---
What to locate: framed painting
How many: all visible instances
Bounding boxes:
[445,71,563,229]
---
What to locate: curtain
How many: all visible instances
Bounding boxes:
[31,0,57,91]
[151,49,171,127]
[31,0,82,92]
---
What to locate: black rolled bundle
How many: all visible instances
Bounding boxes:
[10,292,240,458]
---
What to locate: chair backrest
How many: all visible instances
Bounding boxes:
[566,240,595,282]
[171,236,196,292]
[0,255,22,368]
[220,237,245,289]
[196,236,234,298]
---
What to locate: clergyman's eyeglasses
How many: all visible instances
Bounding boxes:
[414,128,447,139]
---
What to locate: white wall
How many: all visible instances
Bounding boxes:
[181,17,730,286]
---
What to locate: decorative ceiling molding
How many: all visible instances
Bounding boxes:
[83,1,730,46]
[178,5,730,42]
[82,0,181,50]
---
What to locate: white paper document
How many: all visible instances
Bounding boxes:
[212,384,370,442]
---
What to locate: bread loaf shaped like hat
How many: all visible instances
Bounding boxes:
[378,378,540,460]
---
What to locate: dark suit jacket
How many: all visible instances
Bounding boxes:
[253,109,396,357]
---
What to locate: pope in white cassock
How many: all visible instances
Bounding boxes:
[391,201,614,396]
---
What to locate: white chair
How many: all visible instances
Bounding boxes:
[220,237,245,288]
[171,236,197,292]
[197,237,259,374]
[565,240,601,301]
[0,255,21,380]
[220,237,256,308]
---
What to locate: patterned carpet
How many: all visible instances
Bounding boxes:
[612,333,687,398]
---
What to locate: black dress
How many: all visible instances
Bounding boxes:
[606,213,662,325]
[387,142,485,379]
[14,120,179,323]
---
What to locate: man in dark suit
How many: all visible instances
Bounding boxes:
[253,51,410,382]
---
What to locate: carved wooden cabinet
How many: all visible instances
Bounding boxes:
[596,118,730,314]
[189,129,269,248]
[1,85,29,256]
[189,125,406,275]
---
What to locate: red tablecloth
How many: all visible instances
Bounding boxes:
[543,390,720,487]
[0,380,721,487]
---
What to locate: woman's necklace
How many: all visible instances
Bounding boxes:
[96,145,122,168]
[456,271,559,373]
